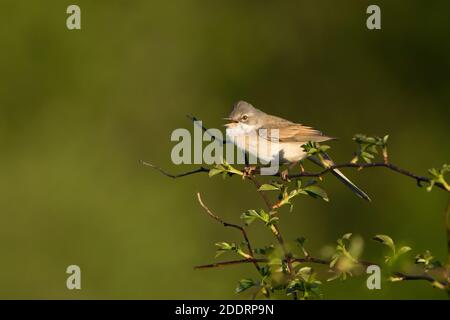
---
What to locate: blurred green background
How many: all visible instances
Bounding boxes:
[0,0,449,299]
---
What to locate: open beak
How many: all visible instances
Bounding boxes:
[223,117,238,127]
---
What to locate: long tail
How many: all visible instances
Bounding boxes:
[308,154,371,202]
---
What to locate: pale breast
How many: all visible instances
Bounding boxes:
[278,142,308,163]
[225,123,308,164]
[226,126,281,163]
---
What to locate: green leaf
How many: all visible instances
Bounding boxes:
[296,267,312,280]
[208,168,223,177]
[296,237,306,247]
[214,242,237,257]
[258,184,281,191]
[240,210,258,225]
[268,216,279,226]
[303,185,329,202]
[254,245,275,256]
[240,209,277,226]
[373,234,395,251]
[296,237,309,256]
[222,161,244,176]
[215,242,235,250]
[426,164,450,192]
[259,209,270,224]
[235,278,257,294]
[342,233,353,240]
[389,275,404,282]
[397,246,411,256]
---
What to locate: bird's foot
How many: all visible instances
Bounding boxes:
[299,163,305,173]
[243,165,257,178]
[280,169,291,182]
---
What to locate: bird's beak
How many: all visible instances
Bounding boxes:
[223,117,238,127]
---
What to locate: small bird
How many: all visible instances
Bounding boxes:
[224,100,371,201]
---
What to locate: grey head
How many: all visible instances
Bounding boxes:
[225,101,267,127]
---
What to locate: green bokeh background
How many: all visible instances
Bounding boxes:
[0,1,449,299]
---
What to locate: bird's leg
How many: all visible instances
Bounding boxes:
[280,161,298,181]
[299,162,305,173]
[243,152,257,178]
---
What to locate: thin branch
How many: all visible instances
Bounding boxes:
[194,258,267,269]
[186,114,226,144]
[141,161,209,178]
[196,193,261,273]
[393,272,436,283]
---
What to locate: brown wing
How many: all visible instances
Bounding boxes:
[259,122,334,143]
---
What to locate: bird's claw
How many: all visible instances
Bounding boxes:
[280,169,291,182]
[243,166,257,178]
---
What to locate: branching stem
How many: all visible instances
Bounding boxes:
[196,193,261,273]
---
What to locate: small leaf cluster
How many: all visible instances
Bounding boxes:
[328,233,362,281]
[302,142,331,157]
[215,242,251,259]
[208,160,243,178]
[286,266,322,299]
[414,250,443,271]
[241,209,279,226]
[373,234,411,265]
[352,134,389,163]
[235,251,323,299]
[259,180,329,211]
[426,164,450,191]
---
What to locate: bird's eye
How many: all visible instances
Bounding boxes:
[241,114,249,121]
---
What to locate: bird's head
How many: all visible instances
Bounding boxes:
[224,101,265,129]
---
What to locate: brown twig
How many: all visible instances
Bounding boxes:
[186,114,226,144]
[141,161,209,178]
[196,193,261,273]
[194,258,267,269]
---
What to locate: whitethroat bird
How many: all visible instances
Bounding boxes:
[224,100,371,201]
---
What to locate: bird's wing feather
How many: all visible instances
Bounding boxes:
[259,122,334,143]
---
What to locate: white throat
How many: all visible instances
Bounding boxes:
[225,122,257,137]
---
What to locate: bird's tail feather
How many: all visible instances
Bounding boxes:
[308,154,371,202]
[330,168,371,202]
